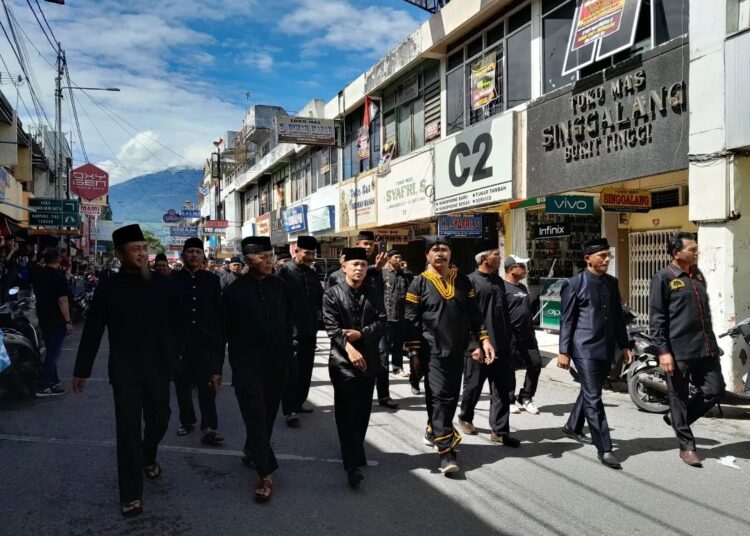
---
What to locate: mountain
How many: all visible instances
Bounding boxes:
[109,168,203,245]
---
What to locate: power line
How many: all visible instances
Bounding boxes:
[33,0,58,45]
[64,61,87,162]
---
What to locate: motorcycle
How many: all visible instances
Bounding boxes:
[69,275,95,323]
[0,287,46,399]
[626,317,750,413]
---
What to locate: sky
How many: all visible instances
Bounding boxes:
[0,0,430,185]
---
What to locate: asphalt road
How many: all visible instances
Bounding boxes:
[2,327,750,535]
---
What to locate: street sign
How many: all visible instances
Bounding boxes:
[162,209,181,224]
[69,163,109,201]
[29,198,80,227]
[170,226,198,237]
[181,209,201,218]
[80,204,102,217]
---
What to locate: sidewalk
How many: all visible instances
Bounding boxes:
[534,328,560,367]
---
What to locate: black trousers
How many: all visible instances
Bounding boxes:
[283,335,316,414]
[234,364,287,478]
[111,377,171,503]
[459,356,514,435]
[510,338,542,404]
[424,352,464,455]
[376,335,391,400]
[566,358,612,453]
[174,351,217,430]
[387,321,405,370]
[332,375,376,472]
[666,357,725,451]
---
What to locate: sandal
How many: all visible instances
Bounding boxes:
[254,477,273,502]
[121,500,142,517]
[201,431,225,446]
[143,462,162,480]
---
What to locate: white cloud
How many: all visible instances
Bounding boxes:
[245,51,275,72]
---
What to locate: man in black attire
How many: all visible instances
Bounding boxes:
[649,232,724,467]
[219,255,242,289]
[405,236,495,475]
[278,235,323,424]
[557,238,632,470]
[224,236,293,501]
[323,247,386,488]
[72,224,181,517]
[381,249,410,377]
[457,241,520,447]
[171,237,224,445]
[504,255,543,415]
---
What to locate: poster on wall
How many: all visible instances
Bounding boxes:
[470,52,497,110]
[339,174,377,231]
[563,0,642,76]
[358,127,370,160]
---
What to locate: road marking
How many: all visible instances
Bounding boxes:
[0,433,378,466]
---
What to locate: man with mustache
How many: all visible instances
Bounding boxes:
[72,224,181,517]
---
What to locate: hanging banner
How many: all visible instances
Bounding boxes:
[470,52,497,110]
[255,213,270,237]
[358,127,370,161]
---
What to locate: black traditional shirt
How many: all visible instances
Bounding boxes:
[468,270,512,360]
[504,280,539,348]
[649,264,719,360]
[326,268,346,290]
[278,260,323,339]
[382,264,409,322]
[404,269,487,358]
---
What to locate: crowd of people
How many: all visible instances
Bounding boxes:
[63,224,723,518]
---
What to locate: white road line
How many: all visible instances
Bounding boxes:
[0,433,378,466]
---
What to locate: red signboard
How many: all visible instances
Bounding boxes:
[69,163,109,201]
[204,219,229,229]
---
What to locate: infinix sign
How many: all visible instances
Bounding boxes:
[533,222,571,239]
[545,195,594,215]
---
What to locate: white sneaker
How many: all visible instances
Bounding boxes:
[522,400,541,415]
[509,403,522,415]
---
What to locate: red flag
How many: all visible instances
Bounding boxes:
[363,96,371,129]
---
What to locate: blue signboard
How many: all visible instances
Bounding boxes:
[283,205,308,233]
[162,209,181,224]
[437,215,483,237]
[545,195,594,215]
[169,226,198,237]
[181,209,201,218]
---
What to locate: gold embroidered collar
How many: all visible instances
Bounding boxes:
[423,269,457,300]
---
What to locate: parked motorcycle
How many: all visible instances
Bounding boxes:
[0,288,46,399]
[69,275,95,323]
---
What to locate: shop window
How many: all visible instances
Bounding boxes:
[507,24,532,108]
[542,0,578,93]
[446,67,465,135]
[651,188,681,209]
[653,0,689,45]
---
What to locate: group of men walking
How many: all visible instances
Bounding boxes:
[70,224,725,516]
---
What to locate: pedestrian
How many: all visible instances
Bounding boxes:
[72,224,181,517]
[33,247,74,397]
[220,255,243,289]
[275,252,291,272]
[207,256,218,273]
[504,255,543,415]
[171,238,225,445]
[404,236,495,474]
[457,241,519,447]
[224,236,293,501]
[325,254,346,289]
[649,232,724,467]
[381,249,410,380]
[557,238,632,470]
[278,235,323,425]
[323,247,386,488]
[152,253,171,276]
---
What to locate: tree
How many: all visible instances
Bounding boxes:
[100,205,113,221]
[142,230,165,254]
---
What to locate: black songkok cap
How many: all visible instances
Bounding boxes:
[182,237,204,252]
[154,253,168,262]
[422,235,451,253]
[230,255,243,264]
[242,236,272,255]
[296,235,318,251]
[356,230,375,241]
[582,238,610,256]
[474,239,498,256]
[342,247,368,262]
[112,224,145,248]
[386,248,401,258]
[276,253,291,261]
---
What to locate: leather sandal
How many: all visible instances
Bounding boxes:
[121,500,142,517]
[254,477,273,502]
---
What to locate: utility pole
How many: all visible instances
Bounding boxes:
[54,42,64,200]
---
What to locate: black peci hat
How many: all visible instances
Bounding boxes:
[182,237,204,252]
[386,248,401,258]
[112,224,145,248]
[154,253,168,262]
[296,235,318,251]
[422,235,451,253]
[582,238,610,256]
[356,230,375,242]
[342,247,368,262]
[241,236,272,255]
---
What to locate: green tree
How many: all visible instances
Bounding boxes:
[100,205,113,221]
[142,230,165,254]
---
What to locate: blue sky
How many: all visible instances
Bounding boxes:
[0,0,430,183]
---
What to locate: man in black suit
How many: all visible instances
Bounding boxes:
[72,224,181,517]
[557,238,632,469]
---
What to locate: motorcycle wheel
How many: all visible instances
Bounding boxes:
[627,365,670,413]
[0,344,40,400]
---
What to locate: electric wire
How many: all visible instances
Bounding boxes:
[24,0,55,51]
[64,60,88,162]
[33,0,58,46]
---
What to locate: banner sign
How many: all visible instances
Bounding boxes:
[437,215,483,237]
[277,116,336,146]
[202,227,226,236]
[307,206,334,233]
[283,205,308,233]
[470,52,497,110]
[377,150,434,225]
[545,195,595,215]
[533,222,571,239]
[29,198,80,227]
[69,163,109,201]
[601,188,652,212]
[181,209,201,218]
[162,209,181,224]
[255,213,270,237]
[79,204,101,217]
[169,236,189,247]
[339,174,377,231]
[204,219,228,228]
[170,226,198,237]
[358,127,370,160]
[374,228,410,243]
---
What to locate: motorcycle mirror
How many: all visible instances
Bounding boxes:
[8,287,19,296]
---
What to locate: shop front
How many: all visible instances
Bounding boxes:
[338,170,377,241]
[308,185,343,257]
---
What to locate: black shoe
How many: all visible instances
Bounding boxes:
[297,405,314,414]
[347,468,364,488]
[562,426,593,445]
[201,431,225,446]
[285,413,300,427]
[597,451,622,469]
[663,412,672,427]
[36,384,65,397]
[439,452,459,475]
[378,397,399,409]
[410,384,421,395]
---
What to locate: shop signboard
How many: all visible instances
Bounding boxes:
[170,226,198,237]
[255,213,270,237]
[374,228,410,244]
[69,163,109,201]
[533,222,571,239]
[204,219,228,228]
[470,52,497,110]
[181,209,201,218]
[283,205,308,233]
[270,212,286,244]
[377,150,434,225]
[277,116,336,146]
[29,198,80,227]
[434,112,514,214]
[437,215,483,238]
[546,195,594,215]
[202,227,226,236]
[527,41,688,197]
[339,173,377,231]
[162,209,181,224]
[601,188,652,212]
[308,205,334,233]
[79,204,101,217]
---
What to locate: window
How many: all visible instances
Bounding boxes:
[242,189,259,221]
[542,0,578,92]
